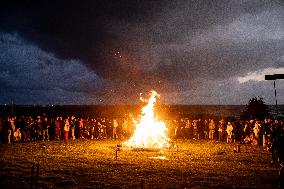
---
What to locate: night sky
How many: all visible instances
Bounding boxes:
[0,0,283,105]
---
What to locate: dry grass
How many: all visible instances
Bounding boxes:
[0,139,280,189]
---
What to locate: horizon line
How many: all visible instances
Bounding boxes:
[0,104,283,106]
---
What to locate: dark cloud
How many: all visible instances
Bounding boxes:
[0,33,103,104]
[0,0,284,104]
[1,1,276,78]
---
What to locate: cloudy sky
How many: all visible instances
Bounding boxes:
[0,0,283,105]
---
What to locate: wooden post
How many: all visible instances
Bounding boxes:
[35,163,39,189]
[30,163,40,189]
[237,144,240,153]
[30,165,34,189]
[115,144,121,160]
[140,180,144,189]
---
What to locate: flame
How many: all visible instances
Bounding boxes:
[123,90,170,148]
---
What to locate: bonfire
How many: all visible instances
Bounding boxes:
[123,91,170,149]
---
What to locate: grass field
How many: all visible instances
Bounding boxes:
[0,139,280,189]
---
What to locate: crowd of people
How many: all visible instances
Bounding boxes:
[1,112,283,186]
[171,117,284,147]
[0,113,283,148]
[0,114,131,143]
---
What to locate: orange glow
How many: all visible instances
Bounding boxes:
[123,91,170,148]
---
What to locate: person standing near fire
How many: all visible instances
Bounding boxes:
[3,116,12,143]
[203,119,209,139]
[253,119,261,145]
[89,118,96,139]
[42,117,50,141]
[64,118,70,140]
[10,116,16,142]
[113,119,118,140]
[218,119,226,142]
[262,117,271,148]
[98,120,107,139]
[226,122,234,143]
[209,119,215,140]
[54,117,61,140]
[26,117,34,141]
[197,118,204,139]
[192,119,198,140]
[70,116,76,140]
[79,118,84,139]
[35,116,43,141]
[184,119,191,139]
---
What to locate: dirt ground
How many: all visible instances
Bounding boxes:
[0,139,281,188]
